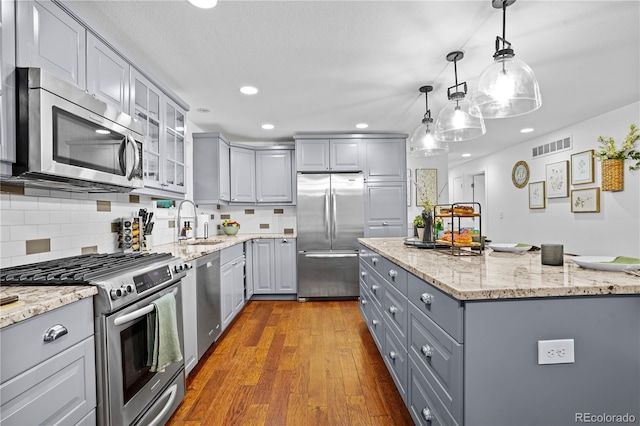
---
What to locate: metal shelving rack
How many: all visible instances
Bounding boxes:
[434,202,483,256]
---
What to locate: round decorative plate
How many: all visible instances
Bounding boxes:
[571,256,640,271]
[512,161,530,188]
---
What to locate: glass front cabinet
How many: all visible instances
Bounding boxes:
[131,68,186,195]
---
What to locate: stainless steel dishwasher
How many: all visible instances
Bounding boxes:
[195,251,222,360]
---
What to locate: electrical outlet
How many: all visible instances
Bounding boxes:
[538,339,575,365]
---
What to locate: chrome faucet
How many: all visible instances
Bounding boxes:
[176,199,198,241]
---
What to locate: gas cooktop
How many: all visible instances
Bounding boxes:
[0,252,174,285]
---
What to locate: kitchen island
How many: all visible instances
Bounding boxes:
[358,237,640,426]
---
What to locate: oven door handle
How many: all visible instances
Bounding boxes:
[147,383,178,426]
[113,288,177,326]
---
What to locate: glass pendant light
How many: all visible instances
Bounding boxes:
[187,0,218,9]
[410,85,449,157]
[434,51,486,142]
[471,0,541,118]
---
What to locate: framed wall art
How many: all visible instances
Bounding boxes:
[528,181,546,209]
[571,187,600,213]
[571,149,595,185]
[416,168,437,207]
[545,160,569,198]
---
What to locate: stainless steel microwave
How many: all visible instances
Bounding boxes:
[8,68,144,192]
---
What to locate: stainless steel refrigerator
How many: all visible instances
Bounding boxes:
[297,173,364,300]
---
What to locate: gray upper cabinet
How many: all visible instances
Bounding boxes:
[16,0,86,89]
[163,98,187,194]
[131,69,162,190]
[295,138,361,172]
[230,145,256,203]
[255,149,293,203]
[86,33,129,113]
[1,0,16,178]
[363,138,406,182]
[193,133,230,204]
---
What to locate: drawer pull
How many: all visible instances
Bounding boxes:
[371,257,378,265]
[421,345,434,357]
[389,351,398,360]
[43,324,68,342]
[422,408,434,421]
[360,299,367,305]
[372,319,380,326]
[360,249,366,254]
[389,306,398,314]
[388,269,398,278]
[420,293,434,305]
[361,271,367,277]
[371,284,379,292]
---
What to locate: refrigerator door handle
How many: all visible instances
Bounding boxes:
[304,253,358,258]
[325,189,330,239]
[332,188,337,239]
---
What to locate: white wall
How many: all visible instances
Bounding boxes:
[449,102,640,257]
[406,140,449,235]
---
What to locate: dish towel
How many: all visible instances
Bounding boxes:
[147,292,183,373]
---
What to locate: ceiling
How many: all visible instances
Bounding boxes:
[64,0,640,166]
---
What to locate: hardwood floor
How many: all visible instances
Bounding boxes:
[168,300,414,426]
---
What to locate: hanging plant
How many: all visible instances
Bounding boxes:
[594,124,640,171]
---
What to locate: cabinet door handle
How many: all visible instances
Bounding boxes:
[371,284,379,292]
[382,221,389,226]
[389,306,398,314]
[360,271,367,278]
[389,351,398,360]
[282,238,288,243]
[43,324,68,342]
[422,408,434,421]
[372,319,380,326]
[420,293,434,305]
[388,269,397,278]
[360,299,367,305]
[371,257,378,265]
[421,345,434,357]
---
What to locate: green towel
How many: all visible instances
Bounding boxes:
[147,292,183,372]
[604,256,640,264]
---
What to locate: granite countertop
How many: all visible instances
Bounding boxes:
[358,237,640,301]
[0,286,97,329]
[0,233,294,329]
[150,233,296,261]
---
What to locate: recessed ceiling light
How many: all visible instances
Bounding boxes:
[261,124,275,130]
[196,108,210,113]
[187,0,218,9]
[520,127,534,133]
[95,129,110,135]
[461,153,472,157]
[355,123,369,129]
[240,86,258,95]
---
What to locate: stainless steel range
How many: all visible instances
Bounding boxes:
[1,252,190,426]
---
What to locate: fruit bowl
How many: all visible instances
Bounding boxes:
[221,220,240,235]
[222,226,239,235]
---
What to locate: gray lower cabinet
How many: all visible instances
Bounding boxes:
[0,298,96,426]
[249,238,297,295]
[359,244,640,426]
[220,244,245,330]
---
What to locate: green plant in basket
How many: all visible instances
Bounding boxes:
[594,123,640,171]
